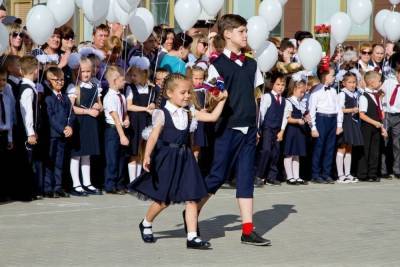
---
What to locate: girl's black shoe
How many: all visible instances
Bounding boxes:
[139,220,155,243]
[70,187,88,197]
[186,238,211,250]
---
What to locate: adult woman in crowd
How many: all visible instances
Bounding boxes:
[32,28,64,67]
[159,32,192,75]
[188,34,208,64]
[358,43,374,73]
[5,23,27,57]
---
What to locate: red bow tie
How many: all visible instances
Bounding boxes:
[230,52,245,63]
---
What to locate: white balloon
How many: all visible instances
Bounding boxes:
[129,8,155,43]
[83,0,109,23]
[330,12,352,44]
[75,0,83,9]
[114,0,135,25]
[389,0,400,5]
[0,23,9,54]
[375,9,390,38]
[26,5,56,45]
[247,16,269,51]
[106,0,118,23]
[384,11,400,42]
[174,0,202,31]
[255,41,278,72]
[47,0,75,27]
[117,0,140,13]
[93,9,108,26]
[348,0,372,25]
[298,38,323,71]
[258,0,283,31]
[199,0,224,17]
[278,0,288,5]
[0,0,3,7]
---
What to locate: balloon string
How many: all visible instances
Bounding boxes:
[123,26,128,76]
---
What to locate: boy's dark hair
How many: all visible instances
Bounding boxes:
[46,66,64,80]
[294,31,313,44]
[172,32,193,51]
[0,4,6,11]
[0,67,7,77]
[92,24,110,35]
[390,52,400,72]
[265,71,285,91]
[214,14,247,51]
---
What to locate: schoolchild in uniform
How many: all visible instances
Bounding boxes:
[4,55,22,99]
[197,14,271,246]
[130,73,227,249]
[125,56,156,182]
[358,71,388,182]
[256,72,288,186]
[67,57,103,196]
[0,68,15,201]
[283,78,308,185]
[16,55,44,200]
[336,71,363,183]
[309,63,343,184]
[43,67,74,198]
[103,66,130,194]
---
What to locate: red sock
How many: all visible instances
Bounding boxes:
[242,222,254,236]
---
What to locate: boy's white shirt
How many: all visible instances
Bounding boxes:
[207,48,264,134]
[20,78,37,136]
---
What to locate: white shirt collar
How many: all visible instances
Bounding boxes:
[223,48,242,58]
[290,95,300,103]
[80,81,93,89]
[22,78,36,89]
[364,88,375,94]
[52,90,62,96]
[8,75,21,84]
[165,100,185,114]
[271,90,279,96]
[342,88,356,97]
[108,88,120,95]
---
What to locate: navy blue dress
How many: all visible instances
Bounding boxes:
[127,85,155,156]
[128,108,208,204]
[71,85,100,157]
[337,92,364,146]
[193,88,208,147]
[284,100,307,156]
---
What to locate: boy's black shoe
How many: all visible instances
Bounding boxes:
[43,192,55,198]
[311,178,326,184]
[241,231,271,246]
[325,177,335,184]
[266,180,281,186]
[139,220,155,243]
[182,210,200,236]
[254,177,265,187]
[55,190,70,198]
[187,238,211,250]
[394,174,400,179]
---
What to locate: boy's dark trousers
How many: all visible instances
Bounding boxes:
[0,131,11,200]
[256,127,280,181]
[312,114,337,180]
[358,126,381,179]
[44,137,66,193]
[104,125,128,192]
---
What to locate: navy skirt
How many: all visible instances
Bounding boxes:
[337,114,363,146]
[71,115,100,156]
[283,124,307,156]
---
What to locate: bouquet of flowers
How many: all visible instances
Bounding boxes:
[314,24,331,55]
[203,77,225,112]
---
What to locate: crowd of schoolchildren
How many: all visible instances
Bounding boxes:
[1,10,400,203]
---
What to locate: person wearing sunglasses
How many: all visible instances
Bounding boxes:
[5,23,27,58]
[188,34,209,64]
[358,43,374,74]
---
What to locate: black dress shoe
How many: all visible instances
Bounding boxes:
[241,231,271,246]
[296,179,309,185]
[394,174,400,179]
[55,190,70,198]
[286,179,297,185]
[266,180,281,186]
[139,220,155,243]
[254,177,265,187]
[31,194,44,200]
[182,210,200,236]
[325,177,335,184]
[187,238,211,250]
[43,192,55,198]
[70,187,88,197]
[82,185,103,195]
[116,189,126,195]
[311,178,326,184]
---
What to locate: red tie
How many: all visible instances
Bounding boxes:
[230,52,245,63]
[276,95,280,104]
[389,85,400,106]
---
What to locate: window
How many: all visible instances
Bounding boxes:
[150,0,171,26]
[10,0,33,25]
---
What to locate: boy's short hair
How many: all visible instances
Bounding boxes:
[0,67,7,77]
[364,71,381,85]
[217,14,247,39]
[4,55,20,68]
[105,65,123,83]
[46,66,64,80]
[156,68,169,74]
[92,23,110,35]
[19,55,38,76]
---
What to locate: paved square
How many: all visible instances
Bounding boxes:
[1,180,400,267]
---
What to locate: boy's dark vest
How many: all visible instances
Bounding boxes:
[362,92,381,131]
[212,54,258,130]
[262,92,285,129]
[7,78,21,99]
[16,84,40,134]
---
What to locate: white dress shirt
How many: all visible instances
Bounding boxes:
[381,77,400,113]
[152,101,197,132]
[125,84,150,101]
[67,81,103,99]
[0,85,15,142]
[259,91,290,130]
[104,89,126,125]
[309,84,343,131]
[359,88,381,113]
[20,78,38,136]
[207,48,264,134]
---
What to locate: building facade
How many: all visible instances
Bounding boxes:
[3,0,394,43]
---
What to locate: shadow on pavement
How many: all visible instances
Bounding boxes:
[155,204,297,241]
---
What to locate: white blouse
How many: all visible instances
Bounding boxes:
[152,101,197,132]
